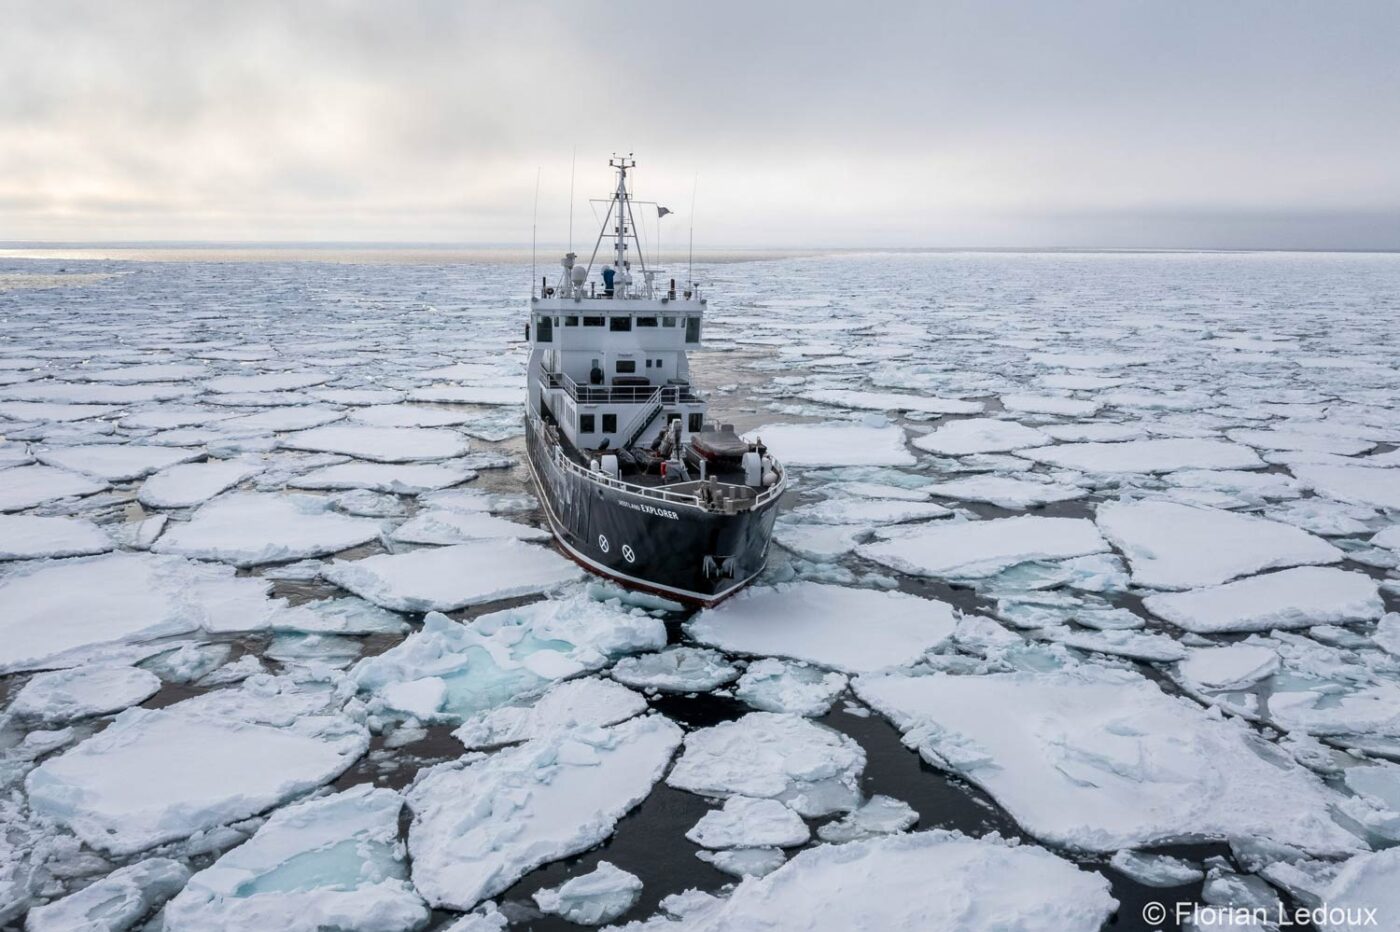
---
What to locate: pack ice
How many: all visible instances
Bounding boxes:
[859,516,1108,579]
[1143,566,1384,633]
[532,861,643,926]
[280,425,469,462]
[612,831,1116,931]
[153,492,381,566]
[855,667,1360,854]
[26,673,369,855]
[742,422,915,467]
[0,514,110,560]
[406,715,682,910]
[162,784,427,932]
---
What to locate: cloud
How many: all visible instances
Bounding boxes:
[3,0,1398,247]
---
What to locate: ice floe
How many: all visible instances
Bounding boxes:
[24,858,189,932]
[686,795,810,848]
[0,514,110,560]
[7,664,162,722]
[855,667,1360,853]
[1293,464,1400,512]
[689,582,956,673]
[153,492,381,565]
[742,422,914,467]
[288,460,477,493]
[1018,438,1265,473]
[924,474,1087,508]
[452,677,647,749]
[610,647,739,693]
[667,712,865,816]
[0,464,108,511]
[815,794,919,844]
[1143,566,1384,633]
[533,861,643,926]
[1096,500,1342,589]
[137,459,263,508]
[912,417,1050,455]
[162,784,427,932]
[36,444,200,481]
[389,509,549,545]
[735,658,848,716]
[859,515,1108,579]
[281,425,469,463]
[799,388,981,415]
[1109,850,1204,888]
[407,715,682,910]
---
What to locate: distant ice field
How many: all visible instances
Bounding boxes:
[1,251,1399,929]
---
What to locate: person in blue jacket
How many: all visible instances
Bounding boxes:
[602,266,616,296]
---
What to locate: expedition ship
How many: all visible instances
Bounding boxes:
[524,155,785,605]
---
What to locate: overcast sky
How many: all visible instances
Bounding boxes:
[3,0,1398,248]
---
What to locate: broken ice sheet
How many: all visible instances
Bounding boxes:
[323,540,581,612]
[912,417,1051,455]
[152,491,382,566]
[532,861,643,926]
[289,460,478,494]
[351,597,664,723]
[735,658,848,716]
[742,421,915,467]
[924,474,1087,508]
[162,784,428,932]
[137,459,263,508]
[7,664,161,723]
[854,667,1360,854]
[407,715,682,911]
[686,795,810,848]
[687,582,957,674]
[1143,566,1383,634]
[24,858,190,932]
[859,515,1108,579]
[667,711,865,817]
[280,424,469,462]
[610,646,739,693]
[0,513,111,560]
[389,508,549,545]
[1017,438,1265,473]
[26,673,369,855]
[452,677,647,749]
[0,464,107,512]
[815,794,919,844]
[1108,849,1204,888]
[618,831,1116,931]
[35,444,200,481]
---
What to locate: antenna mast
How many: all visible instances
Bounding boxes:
[531,167,541,298]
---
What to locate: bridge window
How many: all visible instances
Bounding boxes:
[636,316,657,327]
[583,316,604,327]
[689,413,703,432]
[565,316,579,326]
[661,316,677,327]
[535,315,553,342]
[685,316,701,343]
[602,414,617,433]
[610,316,632,332]
[616,359,636,373]
[579,414,595,433]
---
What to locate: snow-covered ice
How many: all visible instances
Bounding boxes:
[36,444,199,481]
[685,795,810,848]
[688,582,957,673]
[924,474,1087,508]
[154,492,381,566]
[7,664,161,722]
[815,794,919,844]
[1096,500,1342,589]
[1018,438,1265,473]
[389,508,549,545]
[325,540,581,612]
[163,784,427,932]
[0,464,107,512]
[742,422,915,467]
[289,460,477,493]
[24,858,189,932]
[610,647,739,693]
[407,715,682,910]
[0,514,110,560]
[533,861,643,926]
[137,459,262,508]
[855,667,1360,853]
[859,516,1108,579]
[667,712,865,816]
[1178,644,1281,691]
[452,677,647,749]
[1143,566,1384,633]
[734,659,848,716]
[912,417,1050,455]
[281,425,469,462]
[1109,850,1204,888]
[1293,463,1400,511]
[799,388,981,415]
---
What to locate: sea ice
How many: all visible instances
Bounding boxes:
[1017,438,1265,473]
[324,540,581,612]
[352,599,664,722]
[0,514,110,560]
[0,552,295,672]
[1001,394,1101,417]
[162,784,427,932]
[289,460,477,493]
[0,465,107,512]
[610,647,739,693]
[911,418,1051,455]
[204,371,330,393]
[154,492,381,566]
[799,388,981,415]
[1178,644,1281,691]
[24,858,190,932]
[26,679,368,855]
[735,659,848,716]
[1109,850,1204,888]
[686,796,810,848]
[815,794,919,843]
[687,582,958,673]
[617,831,1116,932]
[0,401,119,422]
[349,404,477,427]
[389,509,549,545]
[407,385,520,405]
[1143,567,1384,633]
[855,667,1360,853]
[1293,464,1400,511]
[773,522,867,561]
[924,474,1087,508]
[407,715,682,910]
[532,861,643,926]
[7,664,162,722]
[1096,500,1342,589]
[219,406,348,433]
[742,422,915,467]
[281,425,469,463]
[667,712,865,816]
[137,459,263,508]
[452,677,648,749]
[785,497,950,525]
[36,444,200,481]
[1042,627,1189,663]
[859,516,1108,579]
[694,847,787,879]
[1314,848,1400,932]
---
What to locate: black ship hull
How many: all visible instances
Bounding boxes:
[525,415,781,606]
